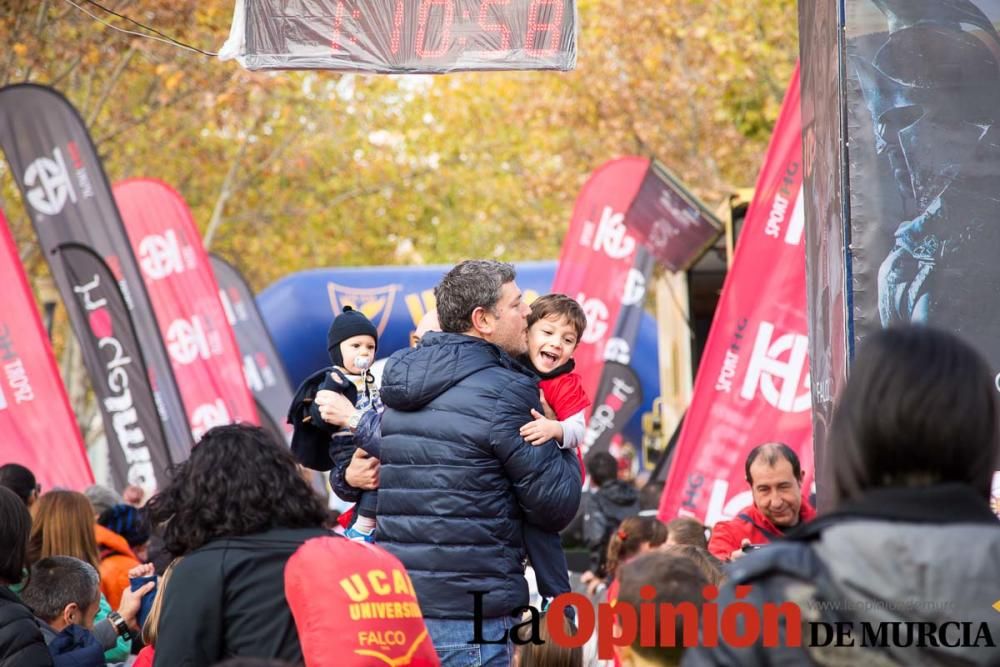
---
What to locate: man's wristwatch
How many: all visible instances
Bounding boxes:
[347,409,363,431]
[108,611,132,640]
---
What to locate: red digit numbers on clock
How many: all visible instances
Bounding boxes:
[330,0,348,51]
[525,0,563,56]
[390,0,404,55]
[416,0,454,58]
[478,0,511,51]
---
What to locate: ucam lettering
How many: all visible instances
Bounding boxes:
[740,321,810,413]
[72,274,156,494]
[24,147,77,215]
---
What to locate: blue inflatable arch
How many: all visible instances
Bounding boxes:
[258,261,659,448]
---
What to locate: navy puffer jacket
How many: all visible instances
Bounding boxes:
[378,332,582,619]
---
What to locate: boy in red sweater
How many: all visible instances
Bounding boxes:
[519,294,590,613]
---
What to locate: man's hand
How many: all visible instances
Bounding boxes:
[314,389,357,428]
[117,579,155,631]
[519,409,563,445]
[728,538,752,562]
[344,448,380,490]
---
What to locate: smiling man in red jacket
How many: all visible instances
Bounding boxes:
[708,442,816,562]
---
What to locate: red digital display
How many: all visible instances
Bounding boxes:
[243,0,576,73]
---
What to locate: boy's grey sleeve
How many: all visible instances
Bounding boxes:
[558,410,587,449]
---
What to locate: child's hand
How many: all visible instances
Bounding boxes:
[538,391,558,420]
[520,409,563,445]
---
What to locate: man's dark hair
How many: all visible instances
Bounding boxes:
[527,293,587,341]
[639,480,664,512]
[0,463,36,505]
[744,442,801,485]
[0,486,31,584]
[617,552,708,665]
[828,326,1000,505]
[585,451,618,487]
[434,260,516,334]
[666,517,708,549]
[146,424,328,557]
[20,556,99,623]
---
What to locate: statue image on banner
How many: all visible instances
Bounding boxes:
[849,0,1000,339]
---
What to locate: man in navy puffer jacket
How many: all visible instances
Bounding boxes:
[378,260,582,666]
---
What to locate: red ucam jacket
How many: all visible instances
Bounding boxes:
[708,501,817,561]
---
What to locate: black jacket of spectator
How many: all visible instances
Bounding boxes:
[584,480,640,576]
[682,485,1000,666]
[378,332,582,619]
[0,586,53,667]
[152,527,330,666]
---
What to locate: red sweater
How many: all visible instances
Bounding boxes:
[539,371,590,420]
[707,501,817,561]
[538,370,590,477]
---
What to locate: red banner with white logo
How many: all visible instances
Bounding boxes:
[114,179,259,440]
[0,212,93,490]
[552,157,649,404]
[659,66,814,528]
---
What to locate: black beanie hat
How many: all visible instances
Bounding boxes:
[98,504,150,548]
[327,306,378,367]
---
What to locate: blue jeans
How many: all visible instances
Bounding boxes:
[424,617,514,666]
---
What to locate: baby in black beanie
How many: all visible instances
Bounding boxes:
[291,306,383,542]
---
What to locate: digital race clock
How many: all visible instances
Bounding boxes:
[243,0,576,73]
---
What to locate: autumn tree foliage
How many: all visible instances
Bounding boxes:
[1,0,796,288]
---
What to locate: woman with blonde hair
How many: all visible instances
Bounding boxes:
[28,490,152,663]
